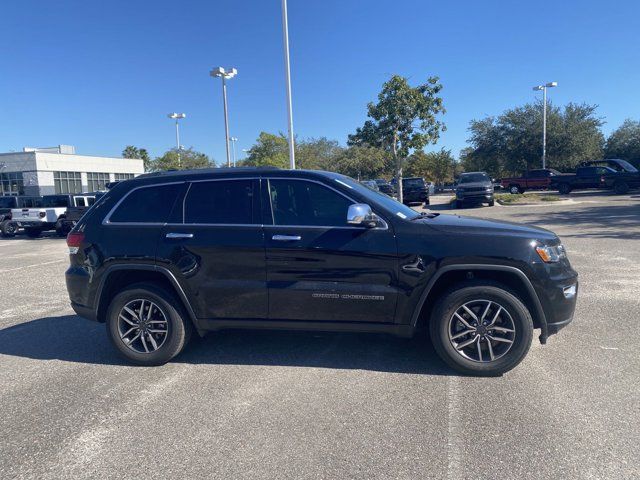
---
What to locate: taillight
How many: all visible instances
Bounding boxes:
[66,232,84,255]
[39,212,46,218]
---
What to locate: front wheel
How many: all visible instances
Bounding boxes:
[488,199,495,207]
[613,181,629,195]
[429,283,534,376]
[558,183,571,195]
[1,220,18,238]
[509,185,520,194]
[106,283,192,366]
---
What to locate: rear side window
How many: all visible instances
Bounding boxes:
[184,180,254,224]
[109,184,181,223]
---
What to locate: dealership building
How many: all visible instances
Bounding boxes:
[0,145,145,196]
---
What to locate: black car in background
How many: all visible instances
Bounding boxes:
[374,179,396,197]
[392,177,429,205]
[65,167,577,376]
[455,172,495,208]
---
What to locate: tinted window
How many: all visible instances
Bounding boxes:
[269,179,352,227]
[459,173,490,183]
[529,170,545,178]
[109,184,181,223]
[403,178,426,188]
[0,197,17,208]
[577,167,596,175]
[184,180,254,224]
[42,195,70,208]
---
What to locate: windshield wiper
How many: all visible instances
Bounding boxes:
[411,211,439,219]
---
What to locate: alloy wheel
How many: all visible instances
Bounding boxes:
[447,299,516,363]
[118,299,169,354]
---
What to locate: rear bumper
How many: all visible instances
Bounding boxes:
[70,301,98,322]
[15,220,55,229]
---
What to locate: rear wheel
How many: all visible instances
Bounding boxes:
[558,183,571,195]
[55,219,69,237]
[24,228,42,238]
[509,185,520,194]
[106,283,192,366]
[613,181,629,195]
[429,283,534,376]
[1,220,17,238]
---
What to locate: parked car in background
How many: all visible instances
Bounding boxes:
[65,167,577,375]
[0,196,42,237]
[455,172,495,208]
[12,193,98,237]
[500,169,561,194]
[579,159,640,194]
[58,192,104,235]
[551,166,614,194]
[374,179,396,197]
[391,177,430,206]
[360,180,380,192]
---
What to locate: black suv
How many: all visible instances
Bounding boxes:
[66,168,577,376]
[455,172,495,208]
[392,177,430,206]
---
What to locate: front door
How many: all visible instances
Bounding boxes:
[263,178,398,323]
[157,178,267,320]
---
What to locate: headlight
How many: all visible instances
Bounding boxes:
[535,244,566,263]
[485,187,493,192]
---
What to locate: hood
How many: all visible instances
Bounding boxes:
[421,213,558,242]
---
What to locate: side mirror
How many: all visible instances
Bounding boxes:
[347,203,379,228]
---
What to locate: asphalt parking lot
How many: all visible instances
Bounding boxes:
[1,191,639,479]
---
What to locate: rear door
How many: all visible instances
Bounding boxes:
[156,178,267,320]
[263,177,398,323]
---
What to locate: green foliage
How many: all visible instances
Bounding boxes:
[463,102,604,176]
[122,145,152,171]
[332,146,389,180]
[605,119,640,167]
[243,132,290,168]
[405,148,457,184]
[348,75,446,201]
[148,148,213,171]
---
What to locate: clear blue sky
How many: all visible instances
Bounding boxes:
[1,0,638,164]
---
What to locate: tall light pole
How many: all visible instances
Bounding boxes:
[230,137,238,167]
[167,113,186,166]
[210,67,237,167]
[281,0,296,169]
[532,82,557,169]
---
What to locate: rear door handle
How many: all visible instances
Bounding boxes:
[272,234,301,241]
[166,232,193,239]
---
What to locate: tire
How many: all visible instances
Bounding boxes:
[424,198,430,206]
[55,219,69,237]
[429,283,534,376]
[106,283,192,366]
[509,185,520,195]
[1,220,17,238]
[613,181,629,195]
[558,183,571,195]
[25,228,42,238]
[454,200,462,209]
[488,199,495,207]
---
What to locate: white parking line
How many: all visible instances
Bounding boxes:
[0,259,66,273]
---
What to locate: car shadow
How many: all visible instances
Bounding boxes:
[0,315,457,376]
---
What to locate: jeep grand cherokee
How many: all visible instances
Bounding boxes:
[65,168,578,376]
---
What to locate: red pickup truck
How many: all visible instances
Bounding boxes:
[500,169,561,194]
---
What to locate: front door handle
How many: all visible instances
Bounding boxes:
[272,234,301,241]
[166,232,194,239]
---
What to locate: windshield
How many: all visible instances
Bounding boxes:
[403,178,425,187]
[615,159,638,172]
[459,173,490,183]
[334,176,420,220]
[41,195,69,208]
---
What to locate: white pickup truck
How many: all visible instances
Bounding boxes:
[11,194,97,237]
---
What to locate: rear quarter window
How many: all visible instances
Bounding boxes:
[108,184,182,224]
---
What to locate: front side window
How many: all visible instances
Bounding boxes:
[269,179,352,227]
[109,184,181,223]
[184,180,254,224]
[54,171,82,194]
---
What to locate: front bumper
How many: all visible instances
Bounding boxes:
[457,192,493,202]
[403,191,429,203]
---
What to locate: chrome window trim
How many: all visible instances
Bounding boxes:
[102,181,186,225]
[266,177,389,230]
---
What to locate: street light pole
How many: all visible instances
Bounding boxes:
[167,113,186,167]
[281,0,296,169]
[230,137,238,167]
[532,82,557,170]
[210,67,238,168]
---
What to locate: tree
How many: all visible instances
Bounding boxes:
[405,148,457,184]
[243,132,289,168]
[148,147,213,171]
[296,137,343,170]
[464,102,604,176]
[605,119,640,167]
[348,75,446,202]
[332,146,389,180]
[122,145,152,171]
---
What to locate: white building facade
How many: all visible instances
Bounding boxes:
[0,145,145,196]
